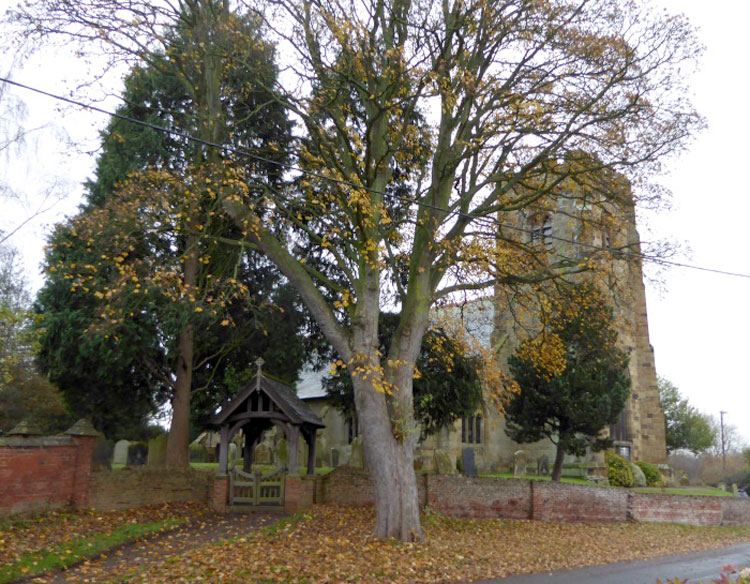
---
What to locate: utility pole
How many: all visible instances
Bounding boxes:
[720,410,727,472]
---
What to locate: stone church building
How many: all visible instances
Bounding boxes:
[293,182,667,475]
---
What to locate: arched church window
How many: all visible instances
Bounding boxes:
[462,414,482,444]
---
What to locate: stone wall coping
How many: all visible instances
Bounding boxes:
[0,436,74,448]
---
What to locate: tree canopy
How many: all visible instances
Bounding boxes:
[658,376,715,455]
[34,8,307,446]
[0,241,68,434]
[504,283,630,481]
[324,312,483,438]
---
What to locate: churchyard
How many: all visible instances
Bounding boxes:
[3,425,750,583]
[4,502,750,584]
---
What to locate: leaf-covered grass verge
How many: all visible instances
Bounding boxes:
[0,502,208,574]
[94,505,750,584]
[0,518,181,584]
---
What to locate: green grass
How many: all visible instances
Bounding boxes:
[476,475,737,496]
[0,518,182,584]
[634,486,735,497]
[478,472,599,486]
[190,462,333,475]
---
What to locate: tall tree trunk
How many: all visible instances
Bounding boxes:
[166,236,199,468]
[352,373,422,540]
[166,323,194,467]
[551,440,566,482]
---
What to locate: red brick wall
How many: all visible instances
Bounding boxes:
[719,498,750,526]
[323,466,427,508]
[285,476,317,512]
[0,440,81,517]
[212,475,229,513]
[88,468,212,511]
[531,481,628,522]
[427,476,531,520]
[320,469,750,528]
[629,493,723,526]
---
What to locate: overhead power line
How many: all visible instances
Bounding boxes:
[3,75,750,281]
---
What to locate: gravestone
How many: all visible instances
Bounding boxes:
[331,448,340,467]
[92,439,114,470]
[338,444,353,466]
[275,438,289,465]
[461,447,477,477]
[147,434,168,466]
[113,439,130,466]
[315,435,330,467]
[254,442,273,465]
[434,449,454,475]
[348,437,364,468]
[127,442,147,466]
[537,454,550,476]
[732,483,739,496]
[513,450,527,477]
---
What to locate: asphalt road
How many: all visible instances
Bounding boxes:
[473,542,750,584]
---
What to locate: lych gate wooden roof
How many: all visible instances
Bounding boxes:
[209,360,324,477]
[209,372,324,429]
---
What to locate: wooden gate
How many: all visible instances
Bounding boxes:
[229,468,285,506]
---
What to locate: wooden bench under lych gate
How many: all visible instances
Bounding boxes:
[229,467,285,506]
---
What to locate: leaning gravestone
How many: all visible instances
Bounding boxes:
[461,447,477,477]
[513,450,527,477]
[112,439,130,465]
[537,454,550,476]
[434,449,454,475]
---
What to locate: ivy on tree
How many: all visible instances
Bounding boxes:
[505,284,630,482]
[324,313,483,438]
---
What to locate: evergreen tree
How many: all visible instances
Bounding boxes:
[505,284,630,481]
[35,10,306,446]
[658,377,715,455]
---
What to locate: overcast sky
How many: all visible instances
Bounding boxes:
[1,0,748,446]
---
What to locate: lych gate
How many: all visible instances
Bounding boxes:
[209,359,325,506]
